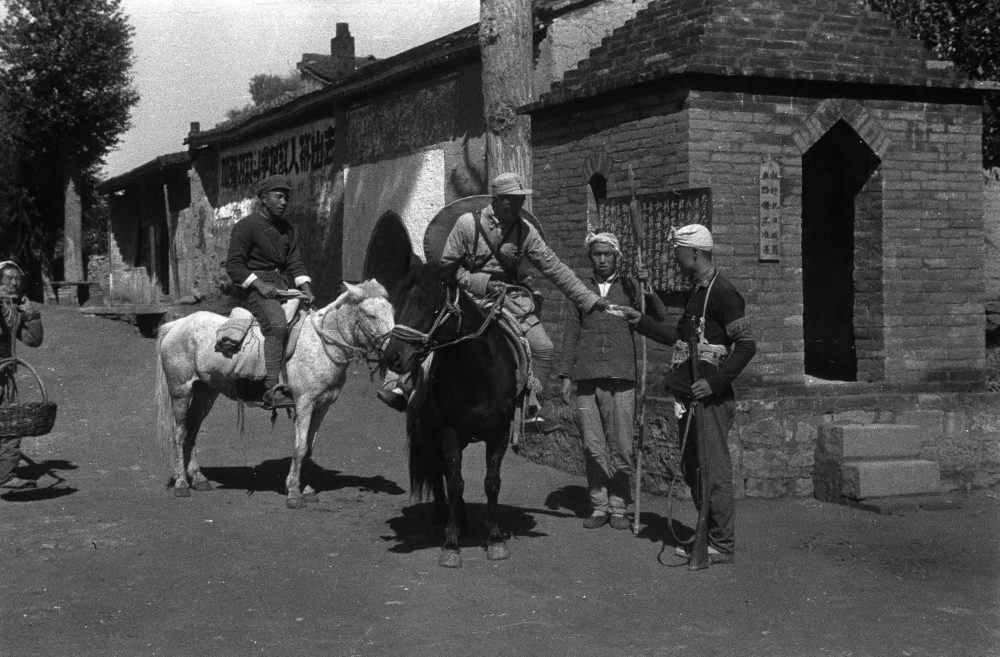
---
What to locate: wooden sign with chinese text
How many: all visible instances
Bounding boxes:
[759,158,781,262]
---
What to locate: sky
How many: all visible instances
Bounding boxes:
[102,0,479,179]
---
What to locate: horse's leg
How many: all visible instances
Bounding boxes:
[285,400,316,509]
[439,427,465,568]
[300,401,331,503]
[484,429,511,560]
[185,383,219,492]
[169,392,193,497]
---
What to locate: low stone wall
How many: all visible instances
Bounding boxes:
[520,385,1000,499]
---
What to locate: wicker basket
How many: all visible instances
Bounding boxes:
[0,357,57,439]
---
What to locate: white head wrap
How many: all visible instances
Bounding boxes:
[0,260,24,275]
[669,224,713,251]
[585,232,621,255]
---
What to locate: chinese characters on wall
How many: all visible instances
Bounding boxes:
[218,119,337,191]
[596,188,712,292]
[759,157,781,262]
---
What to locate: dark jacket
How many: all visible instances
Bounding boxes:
[0,303,43,360]
[558,275,643,382]
[635,269,755,399]
[225,211,310,293]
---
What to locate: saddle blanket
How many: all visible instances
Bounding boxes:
[215,299,300,357]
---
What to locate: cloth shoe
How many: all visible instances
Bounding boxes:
[609,513,630,530]
[582,512,608,529]
[0,476,37,490]
[674,544,734,564]
[262,384,295,410]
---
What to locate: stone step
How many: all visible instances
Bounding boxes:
[817,423,927,460]
[841,459,941,500]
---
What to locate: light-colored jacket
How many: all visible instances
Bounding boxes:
[440,204,600,313]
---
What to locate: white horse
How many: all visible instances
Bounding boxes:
[154,280,394,508]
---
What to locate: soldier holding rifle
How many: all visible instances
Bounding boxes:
[618,224,755,565]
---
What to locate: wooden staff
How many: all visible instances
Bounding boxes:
[628,164,648,536]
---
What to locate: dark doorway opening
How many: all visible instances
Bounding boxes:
[802,120,881,381]
[363,212,413,295]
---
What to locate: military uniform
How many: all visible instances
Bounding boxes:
[225,176,312,406]
[441,204,601,388]
[635,267,755,555]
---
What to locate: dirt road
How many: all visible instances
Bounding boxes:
[1,305,998,657]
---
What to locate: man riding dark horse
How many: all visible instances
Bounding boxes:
[377,172,611,421]
[225,175,315,410]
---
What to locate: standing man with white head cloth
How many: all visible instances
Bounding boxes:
[620,224,756,563]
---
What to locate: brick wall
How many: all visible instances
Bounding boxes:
[528,82,990,496]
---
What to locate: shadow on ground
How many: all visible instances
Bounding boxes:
[383,501,578,554]
[191,457,406,496]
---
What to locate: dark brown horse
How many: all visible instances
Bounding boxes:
[382,262,521,568]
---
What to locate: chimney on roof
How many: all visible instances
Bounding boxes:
[330,23,355,78]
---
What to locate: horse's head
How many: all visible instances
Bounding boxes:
[315,279,395,359]
[382,261,463,374]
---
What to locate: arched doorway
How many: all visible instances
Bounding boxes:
[363,211,413,294]
[802,119,882,381]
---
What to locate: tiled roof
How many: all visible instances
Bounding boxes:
[98,152,190,194]
[530,0,979,110]
[297,54,380,84]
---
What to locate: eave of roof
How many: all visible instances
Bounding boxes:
[98,151,190,194]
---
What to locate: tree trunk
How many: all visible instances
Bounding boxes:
[479,0,534,209]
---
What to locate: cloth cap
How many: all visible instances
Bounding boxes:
[670,224,713,251]
[585,232,621,255]
[256,174,292,197]
[0,260,25,276]
[490,172,532,196]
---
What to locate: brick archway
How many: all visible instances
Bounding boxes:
[363,211,413,292]
[792,98,890,158]
[797,101,887,383]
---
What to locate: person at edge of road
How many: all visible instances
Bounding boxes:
[376,172,612,427]
[557,232,658,530]
[0,260,43,490]
[618,224,756,563]
[225,174,315,410]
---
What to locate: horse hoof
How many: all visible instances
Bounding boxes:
[286,496,307,510]
[486,543,510,561]
[439,549,462,568]
[173,487,191,498]
[191,480,213,492]
[302,492,319,503]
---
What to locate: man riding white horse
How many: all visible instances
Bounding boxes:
[377,172,611,424]
[225,174,314,410]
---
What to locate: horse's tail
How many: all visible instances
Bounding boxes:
[406,411,440,502]
[154,320,177,451]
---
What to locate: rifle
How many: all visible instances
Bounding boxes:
[627,164,648,535]
[687,314,711,570]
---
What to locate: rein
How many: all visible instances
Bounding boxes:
[390,285,508,352]
[310,304,390,370]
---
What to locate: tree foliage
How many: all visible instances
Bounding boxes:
[224,70,306,123]
[869,0,1000,167]
[0,0,138,295]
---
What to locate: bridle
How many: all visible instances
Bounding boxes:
[390,284,507,352]
[310,302,392,370]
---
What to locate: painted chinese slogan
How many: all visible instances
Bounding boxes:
[218,119,337,191]
[596,188,712,292]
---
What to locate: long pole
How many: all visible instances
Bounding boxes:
[627,164,647,535]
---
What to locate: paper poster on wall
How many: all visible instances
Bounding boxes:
[596,188,712,292]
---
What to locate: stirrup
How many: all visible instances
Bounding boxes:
[262,384,295,410]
